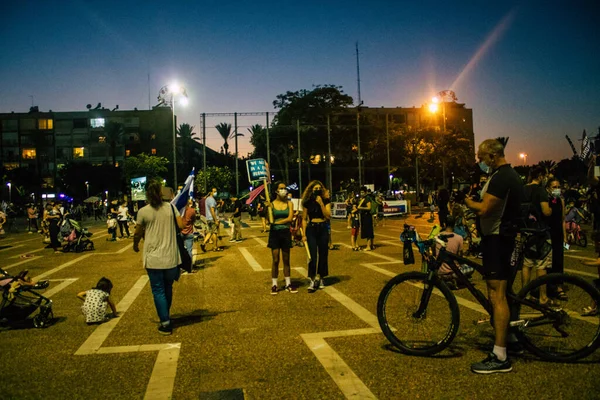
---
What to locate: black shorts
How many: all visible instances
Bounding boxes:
[267,228,292,250]
[481,235,515,280]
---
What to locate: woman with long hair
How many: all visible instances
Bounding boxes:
[266,181,297,295]
[301,180,331,292]
[357,186,374,251]
[133,180,183,335]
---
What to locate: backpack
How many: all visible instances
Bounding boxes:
[521,184,551,259]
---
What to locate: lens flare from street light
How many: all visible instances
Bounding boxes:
[519,153,526,159]
[179,97,189,106]
[428,103,439,113]
[431,96,440,103]
[169,82,183,94]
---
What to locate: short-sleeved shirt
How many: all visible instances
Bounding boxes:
[205,196,216,222]
[181,206,196,235]
[479,164,523,236]
[303,198,330,220]
[523,183,550,229]
[117,205,129,221]
[233,199,242,218]
[81,289,110,323]
[436,234,464,274]
[136,202,181,269]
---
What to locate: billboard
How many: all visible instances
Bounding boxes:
[131,176,147,201]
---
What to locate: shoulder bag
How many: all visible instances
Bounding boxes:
[170,205,193,273]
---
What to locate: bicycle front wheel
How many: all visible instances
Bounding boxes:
[377,272,460,356]
[514,273,600,362]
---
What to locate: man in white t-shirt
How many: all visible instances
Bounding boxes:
[200,188,222,252]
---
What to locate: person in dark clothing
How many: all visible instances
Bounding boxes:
[230,196,243,242]
[357,186,374,250]
[465,138,523,374]
[47,203,63,253]
[546,177,567,299]
[301,180,331,292]
[437,188,450,229]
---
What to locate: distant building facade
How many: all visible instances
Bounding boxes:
[0,105,216,188]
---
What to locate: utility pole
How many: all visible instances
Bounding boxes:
[266,112,270,168]
[386,114,391,192]
[202,113,207,193]
[297,120,302,196]
[327,114,332,195]
[234,112,239,195]
[356,42,363,187]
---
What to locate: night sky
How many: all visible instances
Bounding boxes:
[1,1,599,165]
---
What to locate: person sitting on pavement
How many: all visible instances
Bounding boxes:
[436,215,474,282]
[77,277,118,325]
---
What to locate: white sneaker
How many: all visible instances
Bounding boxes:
[319,279,325,289]
[308,280,316,293]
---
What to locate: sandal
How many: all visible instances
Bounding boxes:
[581,306,599,317]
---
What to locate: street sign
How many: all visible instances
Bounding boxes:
[246,158,269,182]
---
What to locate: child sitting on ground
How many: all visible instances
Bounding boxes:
[107,215,117,241]
[77,277,118,324]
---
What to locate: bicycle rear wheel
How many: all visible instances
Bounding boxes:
[514,273,600,362]
[377,272,460,356]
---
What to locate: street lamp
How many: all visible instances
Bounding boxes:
[428,90,457,188]
[158,82,188,188]
[6,182,11,203]
[520,153,528,166]
[85,181,89,198]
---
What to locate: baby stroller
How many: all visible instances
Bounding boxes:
[0,268,53,328]
[291,212,305,247]
[61,219,95,253]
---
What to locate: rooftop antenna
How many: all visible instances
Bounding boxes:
[148,72,151,110]
[355,42,363,106]
[29,95,34,107]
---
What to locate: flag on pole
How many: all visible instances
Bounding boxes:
[581,130,591,161]
[286,183,298,191]
[171,168,195,214]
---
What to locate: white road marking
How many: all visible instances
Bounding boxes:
[564,268,599,278]
[44,278,78,298]
[1,256,42,270]
[565,254,596,261]
[10,248,46,258]
[253,236,268,246]
[0,244,23,253]
[74,275,180,400]
[337,243,399,262]
[33,254,93,281]
[301,332,377,400]
[238,247,266,272]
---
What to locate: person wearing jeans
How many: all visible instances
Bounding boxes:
[133,181,183,335]
[181,198,196,259]
[301,180,331,293]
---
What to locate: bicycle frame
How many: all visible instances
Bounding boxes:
[414,237,564,325]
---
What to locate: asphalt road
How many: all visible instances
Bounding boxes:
[1,213,599,400]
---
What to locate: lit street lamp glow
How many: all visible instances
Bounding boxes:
[158,82,189,187]
[7,182,11,203]
[519,153,528,166]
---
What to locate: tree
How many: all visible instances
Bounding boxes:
[104,121,124,167]
[122,153,169,182]
[195,166,236,195]
[177,123,199,172]
[215,122,244,156]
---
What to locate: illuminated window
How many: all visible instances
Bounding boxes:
[151,148,157,155]
[22,148,37,159]
[98,136,106,143]
[73,147,85,158]
[90,118,105,128]
[125,150,131,156]
[38,119,53,130]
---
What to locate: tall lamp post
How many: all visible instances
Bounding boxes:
[520,153,528,166]
[429,90,457,189]
[85,181,90,198]
[6,182,11,203]
[158,83,188,188]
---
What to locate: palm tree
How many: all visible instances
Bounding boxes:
[104,121,124,167]
[215,122,244,156]
[177,123,199,172]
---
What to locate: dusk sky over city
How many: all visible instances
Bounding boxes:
[1,1,598,165]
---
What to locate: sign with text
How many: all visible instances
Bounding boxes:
[246,158,269,182]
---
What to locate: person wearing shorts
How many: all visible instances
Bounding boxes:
[465,138,523,374]
[201,188,223,252]
[266,182,296,295]
[350,203,360,250]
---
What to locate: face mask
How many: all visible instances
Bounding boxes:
[551,189,561,197]
[278,188,288,197]
[313,189,322,196]
[478,161,489,173]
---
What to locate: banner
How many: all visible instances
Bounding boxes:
[382,200,408,216]
[131,177,147,201]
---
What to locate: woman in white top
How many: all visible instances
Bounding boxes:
[133,180,183,335]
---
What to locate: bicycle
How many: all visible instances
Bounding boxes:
[565,221,587,247]
[377,225,600,362]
